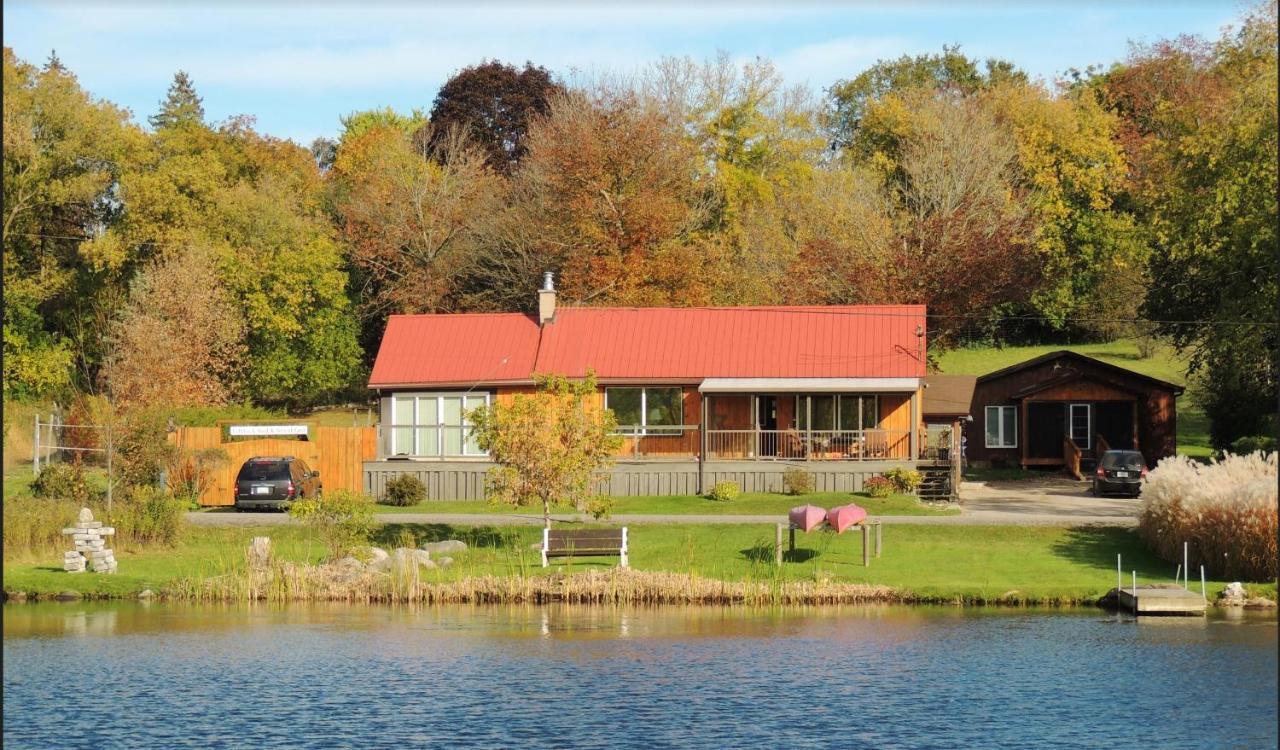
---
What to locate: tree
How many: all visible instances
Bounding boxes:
[149,71,205,130]
[427,60,562,174]
[469,374,623,527]
[105,246,246,409]
[1137,4,1278,448]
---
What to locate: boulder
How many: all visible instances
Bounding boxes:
[78,507,94,523]
[382,547,436,572]
[247,537,272,569]
[332,556,367,573]
[437,557,453,567]
[367,547,389,564]
[421,540,467,554]
[1218,582,1249,606]
[138,589,155,599]
[55,590,82,601]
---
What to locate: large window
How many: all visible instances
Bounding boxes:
[389,393,489,457]
[606,387,683,435]
[796,394,878,431]
[985,405,1018,448]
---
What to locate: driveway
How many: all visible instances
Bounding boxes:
[188,479,1138,528]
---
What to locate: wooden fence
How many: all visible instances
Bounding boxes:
[169,426,377,506]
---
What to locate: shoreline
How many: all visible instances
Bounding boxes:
[5,568,1275,611]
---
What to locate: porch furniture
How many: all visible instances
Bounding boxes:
[782,429,808,459]
[865,430,889,458]
[541,527,629,568]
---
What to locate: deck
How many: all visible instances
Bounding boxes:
[1114,585,1207,615]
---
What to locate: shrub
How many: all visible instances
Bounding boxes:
[1231,435,1278,455]
[782,468,814,495]
[382,474,427,506]
[2,493,80,560]
[110,486,187,547]
[864,476,893,498]
[289,489,375,560]
[1138,453,1277,581]
[115,410,178,489]
[32,462,103,505]
[884,467,923,494]
[707,481,741,502]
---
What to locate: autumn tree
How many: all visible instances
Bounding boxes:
[105,246,245,409]
[426,60,562,174]
[469,373,622,527]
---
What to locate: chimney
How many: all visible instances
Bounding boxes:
[538,271,556,325]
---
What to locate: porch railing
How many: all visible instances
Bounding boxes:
[705,429,913,461]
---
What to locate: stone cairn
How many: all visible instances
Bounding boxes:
[61,507,117,574]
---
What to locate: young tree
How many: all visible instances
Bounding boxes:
[469,374,623,528]
[149,71,205,130]
[427,60,562,174]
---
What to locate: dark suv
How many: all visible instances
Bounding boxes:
[234,456,321,511]
[1092,450,1146,498]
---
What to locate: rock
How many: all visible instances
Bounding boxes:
[382,547,436,573]
[437,556,453,567]
[78,507,94,523]
[1218,582,1249,606]
[421,540,467,554]
[1244,597,1277,609]
[367,547,389,564]
[5,591,27,602]
[55,590,82,601]
[247,537,272,569]
[138,589,155,599]
[333,556,366,572]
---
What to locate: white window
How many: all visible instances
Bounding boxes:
[605,387,683,436]
[389,392,489,457]
[985,405,1017,448]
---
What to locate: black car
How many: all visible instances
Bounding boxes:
[233,456,321,511]
[1092,450,1146,497]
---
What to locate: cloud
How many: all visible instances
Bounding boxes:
[770,35,910,89]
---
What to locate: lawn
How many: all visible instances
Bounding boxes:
[936,338,1213,460]
[6,520,1272,605]
[371,492,959,517]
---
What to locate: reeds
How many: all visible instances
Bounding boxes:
[1139,452,1278,581]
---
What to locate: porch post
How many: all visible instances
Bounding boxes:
[909,389,920,460]
[698,393,708,495]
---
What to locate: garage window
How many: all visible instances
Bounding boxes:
[985,405,1017,448]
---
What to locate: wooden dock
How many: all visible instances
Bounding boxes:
[1114,585,1207,615]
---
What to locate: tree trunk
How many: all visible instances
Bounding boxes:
[543,497,551,529]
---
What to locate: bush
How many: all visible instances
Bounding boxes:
[110,486,187,547]
[115,410,178,489]
[1138,453,1277,581]
[2,493,80,560]
[884,467,923,494]
[289,489,375,560]
[782,468,814,495]
[1230,435,1278,455]
[707,481,741,502]
[382,474,427,506]
[32,462,103,505]
[864,476,893,498]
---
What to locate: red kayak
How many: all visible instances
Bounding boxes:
[826,504,867,534]
[789,504,827,533]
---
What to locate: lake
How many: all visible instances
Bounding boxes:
[3,603,1276,749]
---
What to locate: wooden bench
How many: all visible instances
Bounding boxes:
[541,527,629,568]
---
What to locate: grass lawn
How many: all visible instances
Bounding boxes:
[936,338,1214,461]
[371,492,958,517]
[6,521,1273,605]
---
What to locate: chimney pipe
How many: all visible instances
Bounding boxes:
[538,272,556,325]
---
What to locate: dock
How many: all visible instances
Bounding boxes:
[1114,585,1207,615]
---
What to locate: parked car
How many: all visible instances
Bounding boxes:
[234,456,321,511]
[1092,450,1147,498]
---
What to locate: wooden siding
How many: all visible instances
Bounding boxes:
[1030,381,1134,402]
[170,427,377,506]
[364,459,918,500]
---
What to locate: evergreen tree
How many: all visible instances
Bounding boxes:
[149,70,204,129]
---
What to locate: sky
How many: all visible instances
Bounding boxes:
[3,1,1243,145]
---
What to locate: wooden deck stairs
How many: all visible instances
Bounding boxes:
[917,465,954,502]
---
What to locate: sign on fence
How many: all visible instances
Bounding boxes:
[227,424,309,437]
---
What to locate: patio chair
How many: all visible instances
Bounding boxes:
[782,429,808,459]
[865,429,888,459]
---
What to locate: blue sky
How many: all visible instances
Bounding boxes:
[3,2,1241,145]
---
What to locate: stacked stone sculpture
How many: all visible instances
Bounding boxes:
[61,507,117,574]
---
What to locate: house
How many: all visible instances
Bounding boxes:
[364,275,954,500]
[964,351,1183,475]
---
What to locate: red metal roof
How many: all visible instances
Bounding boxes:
[369,305,927,388]
[368,313,542,388]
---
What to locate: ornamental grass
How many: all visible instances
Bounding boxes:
[1138,452,1277,581]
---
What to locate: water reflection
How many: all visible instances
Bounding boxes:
[3,602,1276,750]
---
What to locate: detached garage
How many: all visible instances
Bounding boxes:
[964,351,1183,475]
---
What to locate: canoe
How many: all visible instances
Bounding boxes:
[789,504,827,533]
[826,504,867,534]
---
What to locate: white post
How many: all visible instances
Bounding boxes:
[620,527,629,568]
[541,527,549,568]
[32,415,40,476]
[1175,564,1181,589]
[1183,542,1189,590]
[1200,566,1206,602]
[1116,554,1121,591]
[1132,571,1137,597]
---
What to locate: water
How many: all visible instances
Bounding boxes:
[4,603,1276,749]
